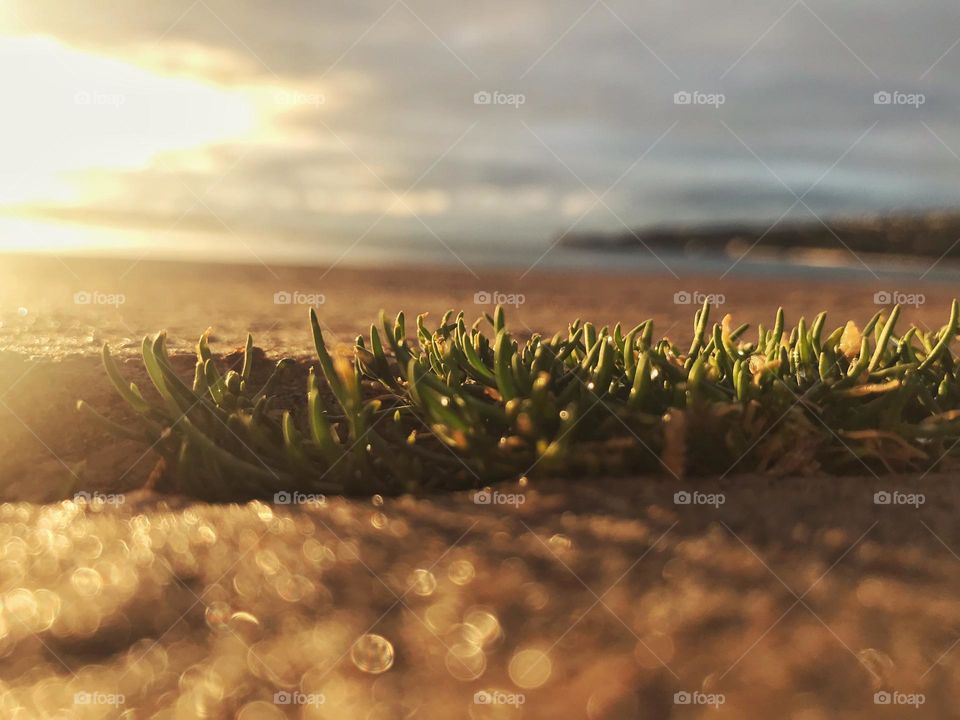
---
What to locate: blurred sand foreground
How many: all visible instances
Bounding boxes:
[0,254,959,718]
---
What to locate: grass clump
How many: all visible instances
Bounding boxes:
[79,301,960,499]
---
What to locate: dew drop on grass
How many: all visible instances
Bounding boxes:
[424,601,458,633]
[3,589,36,625]
[522,582,549,610]
[447,559,475,585]
[276,574,313,603]
[445,642,486,681]
[509,648,552,689]
[71,567,102,597]
[229,611,263,643]
[857,648,894,689]
[407,568,437,596]
[205,602,231,632]
[463,608,501,648]
[351,634,394,674]
[33,589,61,631]
[254,504,274,523]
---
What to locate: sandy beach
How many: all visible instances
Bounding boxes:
[10,0,960,715]
[1,253,958,718]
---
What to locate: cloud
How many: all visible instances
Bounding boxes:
[7,0,960,253]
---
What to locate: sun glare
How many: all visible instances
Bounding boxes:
[0,36,259,207]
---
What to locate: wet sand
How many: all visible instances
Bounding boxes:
[0,254,958,718]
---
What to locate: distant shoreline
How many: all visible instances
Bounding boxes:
[560,210,960,263]
[3,209,960,281]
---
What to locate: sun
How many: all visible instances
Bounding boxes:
[0,36,260,208]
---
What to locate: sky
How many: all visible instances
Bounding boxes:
[2,0,960,265]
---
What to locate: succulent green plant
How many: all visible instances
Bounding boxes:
[79,301,960,499]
